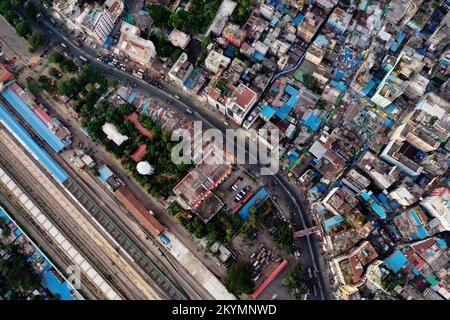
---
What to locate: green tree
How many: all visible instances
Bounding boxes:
[48,50,63,64]
[302,74,317,91]
[0,246,41,292]
[429,115,438,126]
[240,214,258,240]
[28,30,47,52]
[225,263,255,295]
[168,201,182,215]
[15,20,31,37]
[272,221,294,253]
[118,103,134,116]
[27,79,41,96]
[1,224,12,238]
[57,78,78,97]
[0,1,12,16]
[24,1,38,19]
[148,4,171,28]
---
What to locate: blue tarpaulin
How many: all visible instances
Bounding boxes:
[103,36,113,49]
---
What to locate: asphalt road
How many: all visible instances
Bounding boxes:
[33,13,332,300]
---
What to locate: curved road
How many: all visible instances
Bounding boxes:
[36,13,332,300]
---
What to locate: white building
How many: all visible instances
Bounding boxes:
[420,187,450,232]
[102,123,128,146]
[168,29,191,49]
[117,21,156,66]
[205,50,231,75]
[207,83,257,125]
[168,53,194,87]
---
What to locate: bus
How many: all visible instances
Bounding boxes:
[60,42,68,50]
[79,55,88,63]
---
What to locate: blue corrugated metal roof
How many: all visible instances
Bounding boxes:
[128,92,137,104]
[252,51,266,62]
[417,227,428,239]
[322,215,344,231]
[292,13,304,26]
[43,270,75,300]
[437,238,447,248]
[237,187,269,221]
[385,250,408,273]
[409,210,422,226]
[396,33,406,43]
[98,165,113,182]
[103,36,113,49]
[361,80,376,96]
[302,114,322,131]
[261,105,276,119]
[0,104,68,183]
[390,43,399,52]
[371,202,387,219]
[284,85,298,96]
[2,88,65,153]
[160,234,171,245]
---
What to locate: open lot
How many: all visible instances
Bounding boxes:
[215,166,263,213]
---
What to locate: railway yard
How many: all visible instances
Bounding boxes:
[0,126,162,299]
[0,89,222,300]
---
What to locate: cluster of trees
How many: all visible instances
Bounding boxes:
[150,34,183,62]
[149,0,220,35]
[205,209,243,244]
[231,0,254,26]
[27,79,41,96]
[281,264,309,299]
[57,65,109,98]
[1,221,41,297]
[172,206,243,244]
[302,74,323,95]
[37,75,57,95]
[225,262,255,295]
[48,50,77,73]
[240,211,258,240]
[148,4,171,29]
[272,220,294,254]
[0,0,47,52]
[254,201,295,253]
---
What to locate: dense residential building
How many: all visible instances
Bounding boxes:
[204,50,231,75]
[117,21,156,66]
[75,0,124,44]
[168,53,194,87]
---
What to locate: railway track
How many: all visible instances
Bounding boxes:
[0,148,133,299]
[0,185,103,300]
[64,178,189,300]
[0,132,160,300]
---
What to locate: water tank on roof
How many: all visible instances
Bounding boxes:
[137,161,154,175]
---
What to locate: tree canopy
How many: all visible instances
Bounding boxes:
[225,262,255,295]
